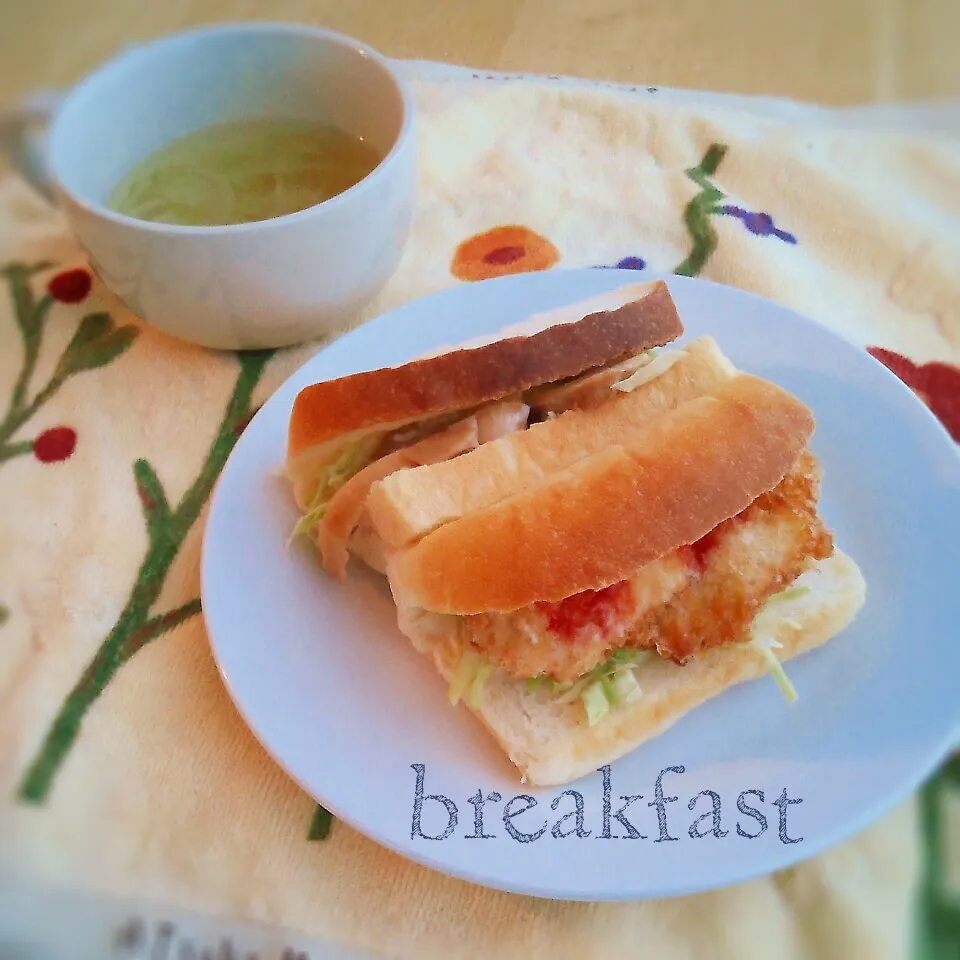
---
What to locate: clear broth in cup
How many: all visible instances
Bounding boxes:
[107,117,383,226]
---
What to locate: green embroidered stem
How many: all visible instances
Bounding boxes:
[0,440,33,463]
[118,597,203,665]
[914,755,960,959]
[2,263,53,432]
[687,143,727,187]
[0,264,139,452]
[916,775,942,960]
[0,376,64,447]
[943,753,960,788]
[10,300,52,416]
[673,143,728,278]
[17,600,203,802]
[308,804,334,841]
[17,350,274,804]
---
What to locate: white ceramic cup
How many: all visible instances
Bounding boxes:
[46,22,417,351]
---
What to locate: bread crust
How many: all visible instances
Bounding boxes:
[286,281,682,460]
[365,336,736,548]
[387,374,816,614]
[397,549,865,787]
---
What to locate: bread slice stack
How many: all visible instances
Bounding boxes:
[285,281,866,786]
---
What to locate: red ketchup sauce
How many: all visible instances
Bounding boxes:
[680,513,744,574]
[537,513,748,642]
[534,581,634,643]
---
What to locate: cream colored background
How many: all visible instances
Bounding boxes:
[0,5,956,958]
[6,66,957,956]
[2,0,959,108]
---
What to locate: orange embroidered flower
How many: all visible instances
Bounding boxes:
[451,225,560,282]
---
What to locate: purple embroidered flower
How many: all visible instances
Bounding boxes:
[594,255,647,271]
[719,206,797,244]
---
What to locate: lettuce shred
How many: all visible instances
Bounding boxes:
[750,636,798,703]
[449,650,491,708]
[455,648,650,725]
[581,683,611,726]
[612,348,685,393]
[746,582,812,703]
[287,435,383,545]
[450,581,813,724]
[527,648,651,726]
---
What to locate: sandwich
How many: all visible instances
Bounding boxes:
[285,280,685,576]
[284,280,866,787]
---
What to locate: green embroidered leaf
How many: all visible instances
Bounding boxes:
[697,144,728,177]
[93,326,139,366]
[0,604,8,627]
[2,262,54,339]
[64,311,112,351]
[308,804,334,841]
[0,261,55,279]
[54,313,139,379]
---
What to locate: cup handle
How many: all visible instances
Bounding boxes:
[0,89,63,200]
[2,42,153,200]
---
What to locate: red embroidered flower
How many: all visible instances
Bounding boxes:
[868,347,960,442]
[33,426,77,463]
[47,268,92,304]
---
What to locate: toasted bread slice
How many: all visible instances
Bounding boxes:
[385,374,815,614]
[424,450,832,684]
[286,280,683,511]
[365,335,737,548]
[395,549,865,787]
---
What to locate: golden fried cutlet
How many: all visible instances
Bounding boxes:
[450,450,832,683]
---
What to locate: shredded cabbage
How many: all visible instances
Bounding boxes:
[582,683,611,725]
[612,348,686,393]
[556,676,591,705]
[549,648,652,724]
[493,650,651,725]
[575,663,645,727]
[449,650,492,708]
[609,665,644,704]
[750,636,798,703]
[469,661,493,707]
[746,582,812,703]
[287,434,383,545]
[608,648,651,666]
[454,582,812,723]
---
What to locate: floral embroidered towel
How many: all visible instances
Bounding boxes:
[2,64,959,960]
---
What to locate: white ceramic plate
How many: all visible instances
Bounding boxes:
[201,269,960,901]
